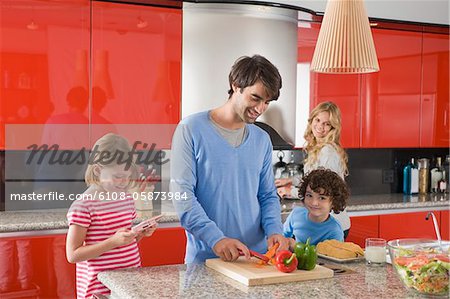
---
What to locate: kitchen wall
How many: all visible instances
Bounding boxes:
[271,148,449,196]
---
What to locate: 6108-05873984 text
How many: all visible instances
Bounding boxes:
[8,191,188,201]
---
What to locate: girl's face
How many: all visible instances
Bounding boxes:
[96,164,132,193]
[311,111,332,139]
[304,185,333,223]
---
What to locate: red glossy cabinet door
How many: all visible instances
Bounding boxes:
[0,234,76,298]
[421,33,449,148]
[346,215,379,248]
[361,29,422,148]
[138,227,186,266]
[0,0,90,150]
[441,210,449,240]
[91,2,182,146]
[379,211,441,240]
[298,23,361,148]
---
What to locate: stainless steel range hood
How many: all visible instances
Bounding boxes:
[255,122,293,150]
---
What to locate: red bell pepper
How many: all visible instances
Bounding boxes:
[275,250,298,273]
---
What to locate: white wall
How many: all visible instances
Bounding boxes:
[182,3,298,144]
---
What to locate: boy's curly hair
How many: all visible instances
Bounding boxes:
[298,168,349,213]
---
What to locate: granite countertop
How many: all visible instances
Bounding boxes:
[281,193,450,215]
[98,259,427,299]
[0,201,179,233]
[1,193,449,233]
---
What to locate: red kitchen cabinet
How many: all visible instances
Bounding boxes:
[379,211,441,240]
[91,2,182,146]
[0,227,186,297]
[298,23,361,148]
[0,0,90,150]
[346,215,379,248]
[0,234,76,298]
[441,210,449,240]
[139,227,186,266]
[361,29,422,148]
[421,33,450,148]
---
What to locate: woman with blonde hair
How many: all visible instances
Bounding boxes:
[276,101,351,238]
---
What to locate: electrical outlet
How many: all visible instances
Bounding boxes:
[382,169,394,184]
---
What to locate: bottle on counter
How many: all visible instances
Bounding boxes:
[417,158,430,194]
[430,157,443,193]
[403,158,419,195]
[438,170,447,193]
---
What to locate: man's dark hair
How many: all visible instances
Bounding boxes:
[228,55,282,101]
[298,168,349,213]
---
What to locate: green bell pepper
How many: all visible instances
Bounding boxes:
[294,237,317,270]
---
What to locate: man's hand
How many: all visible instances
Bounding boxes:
[213,238,250,261]
[267,234,290,252]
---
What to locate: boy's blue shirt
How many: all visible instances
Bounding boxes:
[283,207,344,245]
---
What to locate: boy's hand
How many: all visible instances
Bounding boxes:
[110,228,137,247]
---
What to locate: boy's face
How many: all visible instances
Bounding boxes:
[304,185,333,222]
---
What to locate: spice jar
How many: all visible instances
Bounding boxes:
[417,158,430,194]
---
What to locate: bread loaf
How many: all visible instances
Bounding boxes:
[317,240,364,259]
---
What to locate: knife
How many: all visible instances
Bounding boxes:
[239,249,270,263]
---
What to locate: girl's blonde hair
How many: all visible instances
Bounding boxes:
[303,101,348,176]
[85,133,138,187]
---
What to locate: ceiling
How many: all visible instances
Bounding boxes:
[275,0,449,25]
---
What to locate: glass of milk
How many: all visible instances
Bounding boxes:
[365,238,387,266]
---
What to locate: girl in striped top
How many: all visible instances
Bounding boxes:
[66,133,156,299]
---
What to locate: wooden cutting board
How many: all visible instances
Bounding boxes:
[205,257,334,286]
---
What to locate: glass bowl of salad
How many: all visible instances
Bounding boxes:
[388,239,450,296]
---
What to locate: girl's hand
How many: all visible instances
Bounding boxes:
[110,228,137,247]
[136,224,157,242]
[141,225,157,237]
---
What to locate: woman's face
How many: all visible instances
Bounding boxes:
[311,111,332,139]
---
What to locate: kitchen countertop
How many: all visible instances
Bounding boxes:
[1,193,448,234]
[97,259,426,298]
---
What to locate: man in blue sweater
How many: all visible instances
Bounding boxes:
[170,55,289,263]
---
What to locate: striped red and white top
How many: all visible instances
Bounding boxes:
[67,195,141,299]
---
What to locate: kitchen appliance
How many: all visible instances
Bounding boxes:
[273,151,287,179]
[205,257,333,286]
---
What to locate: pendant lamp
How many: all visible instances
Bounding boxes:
[310,0,379,74]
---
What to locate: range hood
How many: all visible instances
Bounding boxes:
[255,122,293,150]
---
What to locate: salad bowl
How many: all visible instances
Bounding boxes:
[387,239,449,296]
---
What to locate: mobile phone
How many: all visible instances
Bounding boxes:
[132,214,163,233]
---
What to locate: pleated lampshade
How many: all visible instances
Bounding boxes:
[310,0,380,74]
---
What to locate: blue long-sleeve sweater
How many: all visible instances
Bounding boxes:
[170,111,283,263]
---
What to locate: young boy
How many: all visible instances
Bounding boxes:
[283,168,349,246]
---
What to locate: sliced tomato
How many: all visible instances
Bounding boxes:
[434,254,450,263]
[395,255,430,269]
[395,256,415,266]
